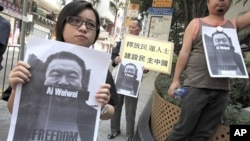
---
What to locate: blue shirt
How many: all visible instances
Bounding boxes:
[0,16,11,68]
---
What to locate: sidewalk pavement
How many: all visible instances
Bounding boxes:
[0,71,158,141]
[0,98,11,140]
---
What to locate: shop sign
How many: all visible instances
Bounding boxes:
[0,0,22,19]
[152,0,172,8]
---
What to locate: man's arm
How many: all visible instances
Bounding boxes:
[111,41,121,67]
[235,11,250,32]
[168,19,197,97]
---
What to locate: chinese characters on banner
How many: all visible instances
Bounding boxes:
[120,34,174,74]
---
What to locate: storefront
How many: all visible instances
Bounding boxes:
[32,24,51,39]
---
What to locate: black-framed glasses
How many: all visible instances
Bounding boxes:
[66,16,99,31]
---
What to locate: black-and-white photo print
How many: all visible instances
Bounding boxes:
[202,26,248,78]
[115,59,143,98]
[8,37,110,141]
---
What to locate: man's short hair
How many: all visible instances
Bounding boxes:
[44,51,86,77]
[207,0,232,5]
[131,18,142,29]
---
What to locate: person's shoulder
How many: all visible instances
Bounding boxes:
[188,18,199,27]
[0,16,10,25]
[184,18,199,40]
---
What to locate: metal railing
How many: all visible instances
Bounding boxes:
[0,45,21,94]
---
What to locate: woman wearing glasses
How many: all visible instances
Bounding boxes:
[6,1,117,140]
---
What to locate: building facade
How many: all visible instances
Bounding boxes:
[0,0,122,53]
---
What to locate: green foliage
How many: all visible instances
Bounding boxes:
[130,0,141,3]
[154,73,180,105]
[230,79,247,104]
[131,0,153,20]
[245,59,250,66]
[222,104,250,126]
[135,0,209,53]
[168,0,185,54]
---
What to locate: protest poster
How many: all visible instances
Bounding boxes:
[7,37,111,141]
[114,59,143,98]
[202,26,249,78]
[120,34,174,74]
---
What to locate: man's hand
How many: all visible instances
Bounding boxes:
[168,81,180,98]
[143,69,149,73]
[142,66,149,74]
[114,56,121,65]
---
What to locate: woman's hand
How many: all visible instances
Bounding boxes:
[95,84,114,120]
[95,84,111,107]
[8,61,31,113]
[114,56,121,65]
[8,61,31,90]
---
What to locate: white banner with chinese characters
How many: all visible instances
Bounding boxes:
[120,34,174,74]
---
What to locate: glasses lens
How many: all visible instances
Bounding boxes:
[86,22,97,30]
[67,16,82,26]
[66,16,99,31]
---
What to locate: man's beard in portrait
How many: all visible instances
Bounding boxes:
[121,74,136,90]
[215,45,237,72]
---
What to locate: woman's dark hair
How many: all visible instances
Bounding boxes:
[55,0,100,44]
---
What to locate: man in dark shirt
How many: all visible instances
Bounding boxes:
[108,18,143,141]
[0,4,11,70]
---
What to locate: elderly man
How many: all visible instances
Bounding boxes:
[108,18,143,141]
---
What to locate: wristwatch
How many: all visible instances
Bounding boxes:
[101,104,109,115]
